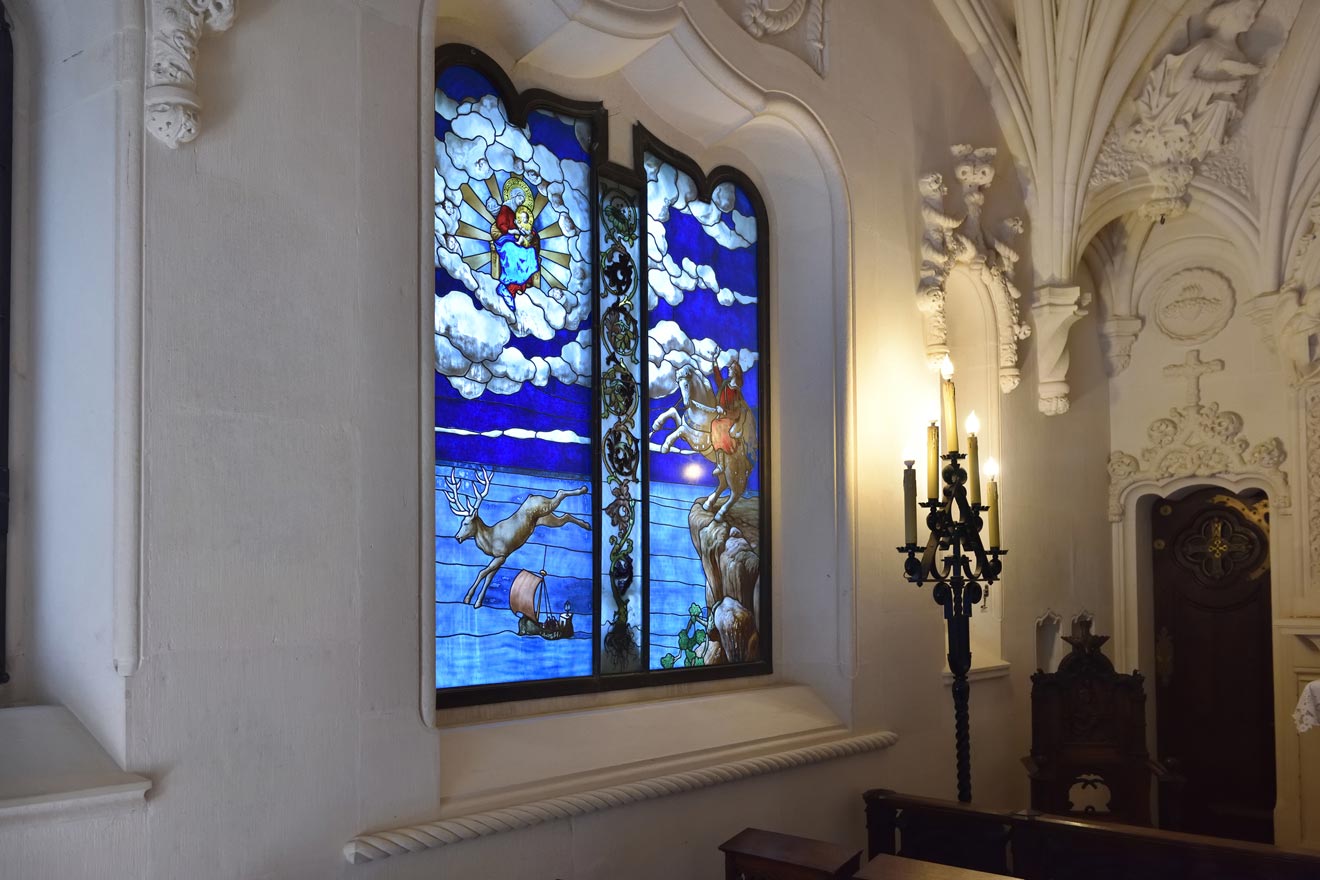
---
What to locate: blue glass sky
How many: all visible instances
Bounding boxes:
[435,70,595,479]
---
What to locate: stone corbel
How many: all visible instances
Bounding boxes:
[1099,315,1144,376]
[1032,285,1090,415]
[145,0,237,149]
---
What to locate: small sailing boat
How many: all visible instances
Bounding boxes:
[510,569,574,640]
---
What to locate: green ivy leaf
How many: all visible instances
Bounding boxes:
[677,631,691,651]
[688,603,702,617]
[692,657,705,667]
[693,631,707,645]
[660,654,676,669]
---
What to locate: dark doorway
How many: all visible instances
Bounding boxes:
[1150,486,1275,843]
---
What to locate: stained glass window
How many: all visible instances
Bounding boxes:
[433,46,768,705]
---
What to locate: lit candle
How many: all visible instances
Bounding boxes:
[985,457,1000,548]
[926,421,940,499]
[965,411,981,506]
[940,357,958,453]
[902,457,917,545]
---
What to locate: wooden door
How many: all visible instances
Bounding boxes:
[1151,487,1275,843]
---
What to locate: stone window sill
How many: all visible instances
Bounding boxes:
[0,705,151,823]
[345,684,897,864]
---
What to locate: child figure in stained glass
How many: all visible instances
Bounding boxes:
[490,177,541,305]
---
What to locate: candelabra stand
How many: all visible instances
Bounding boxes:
[897,450,1006,803]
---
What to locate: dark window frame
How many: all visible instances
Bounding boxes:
[433,44,772,709]
[0,6,12,686]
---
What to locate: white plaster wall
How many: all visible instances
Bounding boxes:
[0,0,1118,876]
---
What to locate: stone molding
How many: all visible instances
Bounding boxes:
[738,0,828,76]
[342,730,898,864]
[145,0,237,148]
[1106,351,1289,521]
[917,145,1029,393]
[1032,285,1090,415]
[1308,384,1320,585]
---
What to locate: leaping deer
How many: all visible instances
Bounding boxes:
[443,467,590,608]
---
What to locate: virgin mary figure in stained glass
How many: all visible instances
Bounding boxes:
[489,176,541,305]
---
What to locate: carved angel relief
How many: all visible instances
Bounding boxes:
[733,0,829,76]
[917,145,1030,394]
[1107,350,1289,520]
[146,0,237,148]
[1250,192,1320,385]
[1089,0,1266,219]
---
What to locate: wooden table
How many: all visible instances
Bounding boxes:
[854,853,1014,879]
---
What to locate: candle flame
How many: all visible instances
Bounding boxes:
[939,356,955,380]
[965,410,980,435]
[984,457,1000,479]
[902,445,917,466]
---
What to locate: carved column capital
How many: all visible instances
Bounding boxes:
[1032,285,1091,415]
[145,0,237,149]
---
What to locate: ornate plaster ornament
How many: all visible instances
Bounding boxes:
[1308,384,1320,584]
[145,0,237,148]
[1151,268,1235,345]
[738,0,828,76]
[1099,315,1145,376]
[1032,285,1090,415]
[916,146,1030,392]
[1254,192,1320,383]
[1107,0,1266,220]
[1106,350,1290,521]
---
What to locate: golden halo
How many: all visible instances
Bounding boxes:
[501,176,534,211]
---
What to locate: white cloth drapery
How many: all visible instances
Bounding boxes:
[1295,680,1320,734]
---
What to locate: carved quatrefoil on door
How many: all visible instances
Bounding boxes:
[1174,513,1261,584]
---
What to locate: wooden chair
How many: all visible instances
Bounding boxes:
[1022,619,1181,827]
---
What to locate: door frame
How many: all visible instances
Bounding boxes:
[1111,472,1295,838]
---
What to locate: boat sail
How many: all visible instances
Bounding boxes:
[510,569,573,640]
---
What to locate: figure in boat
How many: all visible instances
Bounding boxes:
[511,569,574,640]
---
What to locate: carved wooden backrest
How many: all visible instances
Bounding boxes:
[1024,621,1154,825]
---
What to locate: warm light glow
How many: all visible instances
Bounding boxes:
[940,356,955,380]
[902,446,917,466]
[965,410,980,436]
[984,457,1000,479]
[683,462,705,482]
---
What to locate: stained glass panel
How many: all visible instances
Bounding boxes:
[599,180,644,674]
[644,153,765,671]
[433,65,596,690]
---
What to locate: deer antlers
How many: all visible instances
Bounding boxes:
[443,466,492,516]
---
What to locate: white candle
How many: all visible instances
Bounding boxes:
[965,411,981,506]
[940,358,958,453]
[926,421,940,499]
[985,457,1000,548]
[903,459,918,545]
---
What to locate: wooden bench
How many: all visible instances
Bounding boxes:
[863,789,1320,880]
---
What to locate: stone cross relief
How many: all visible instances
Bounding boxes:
[1107,347,1289,521]
[1162,349,1225,407]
